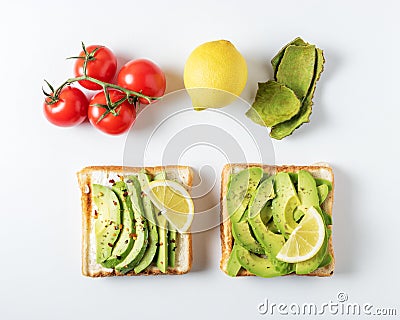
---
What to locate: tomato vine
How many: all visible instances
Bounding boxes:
[42,42,158,113]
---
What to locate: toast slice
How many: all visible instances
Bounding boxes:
[220,163,335,277]
[77,165,193,277]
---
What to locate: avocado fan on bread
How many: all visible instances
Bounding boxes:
[220,164,334,278]
[77,166,193,277]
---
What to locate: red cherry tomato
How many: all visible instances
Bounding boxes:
[74,45,117,90]
[117,59,166,104]
[43,86,88,127]
[88,89,136,135]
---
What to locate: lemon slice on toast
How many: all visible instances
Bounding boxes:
[144,180,194,233]
[276,207,325,263]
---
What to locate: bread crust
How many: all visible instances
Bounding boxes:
[220,163,335,277]
[77,165,193,277]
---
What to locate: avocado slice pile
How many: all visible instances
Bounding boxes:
[92,171,177,274]
[246,37,325,140]
[226,168,332,277]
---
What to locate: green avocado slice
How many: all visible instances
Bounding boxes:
[153,173,169,273]
[298,170,320,208]
[295,225,329,275]
[271,37,308,76]
[270,47,325,140]
[227,168,263,223]
[235,245,282,278]
[318,252,333,269]
[317,184,329,204]
[248,177,275,219]
[168,230,177,267]
[248,212,293,274]
[276,44,316,100]
[102,181,134,268]
[156,216,169,273]
[231,220,264,254]
[92,184,121,264]
[227,172,234,190]
[315,178,332,191]
[134,172,159,274]
[115,176,148,274]
[271,172,299,236]
[134,221,158,274]
[294,170,320,221]
[226,244,242,277]
[245,81,301,127]
[321,210,332,225]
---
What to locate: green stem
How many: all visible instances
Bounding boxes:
[47,42,158,118]
[53,76,85,97]
[85,76,152,102]
[54,75,154,104]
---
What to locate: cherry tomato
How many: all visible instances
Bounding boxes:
[43,86,88,127]
[117,59,166,104]
[88,89,136,135]
[74,45,117,90]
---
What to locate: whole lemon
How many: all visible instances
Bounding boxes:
[184,40,248,110]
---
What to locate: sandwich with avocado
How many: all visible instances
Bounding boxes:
[220,163,334,277]
[77,166,193,277]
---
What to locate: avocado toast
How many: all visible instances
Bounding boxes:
[77,166,193,277]
[220,163,334,277]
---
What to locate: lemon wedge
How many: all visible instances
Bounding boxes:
[144,180,194,233]
[276,206,325,263]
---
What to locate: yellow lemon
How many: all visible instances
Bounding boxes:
[184,40,248,110]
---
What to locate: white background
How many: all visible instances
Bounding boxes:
[1,1,399,319]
